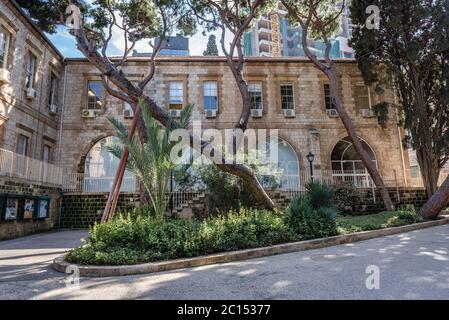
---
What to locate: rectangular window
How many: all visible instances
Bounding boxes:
[354,83,371,110]
[169,81,184,110]
[249,82,263,110]
[0,27,10,68]
[48,73,58,107]
[42,144,51,163]
[324,84,336,110]
[87,80,104,110]
[17,134,29,156]
[25,53,37,89]
[280,83,295,110]
[203,81,218,110]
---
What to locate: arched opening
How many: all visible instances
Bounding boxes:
[330,136,377,187]
[83,136,136,192]
[262,137,301,190]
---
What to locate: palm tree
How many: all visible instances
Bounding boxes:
[107,101,193,220]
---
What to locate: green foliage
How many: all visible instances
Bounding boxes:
[350,0,449,175]
[372,102,390,129]
[66,206,427,265]
[305,181,334,209]
[285,182,338,240]
[17,0,197,47]
[203,34,219,56]
[283,0,343,41]
[196,164,260,215]
[336,210,424,234]
[66,208,294,265]
[332,182,364,215]
[107,101,192,220]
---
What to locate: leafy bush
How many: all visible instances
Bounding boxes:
[332,182,363,215]
[196,164,260,214]
[284,182,338,240]
[66,208,294,265]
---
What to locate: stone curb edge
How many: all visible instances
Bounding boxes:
[53,217,449,277]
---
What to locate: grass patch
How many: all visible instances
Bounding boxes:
[336,210,424,235]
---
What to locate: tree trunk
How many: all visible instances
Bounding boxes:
[416,146,440,199]
[419,175,449,218]
[326,71,395,211]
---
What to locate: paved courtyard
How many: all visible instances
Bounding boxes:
[0,226,449,300]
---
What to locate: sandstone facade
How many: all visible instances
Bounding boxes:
[61,57,412,187]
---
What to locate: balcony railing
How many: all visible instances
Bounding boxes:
[0,148,62,186]
[410,170,449,188]
[63,173,137,193]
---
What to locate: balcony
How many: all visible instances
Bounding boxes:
[0,148,63,186]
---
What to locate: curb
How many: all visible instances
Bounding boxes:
[53,217,449,277]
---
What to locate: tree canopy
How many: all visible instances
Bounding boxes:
[350,0,449,200]
[203,34,219,56]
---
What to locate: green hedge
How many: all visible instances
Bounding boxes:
[66,209,296,265]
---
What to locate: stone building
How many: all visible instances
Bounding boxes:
[60,56,411,192]
[0,0,64,239]
[0,0,420,237]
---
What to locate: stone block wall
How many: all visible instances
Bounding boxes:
[59,187,431,229]
[0,177,61,240]
[60,193,140,229]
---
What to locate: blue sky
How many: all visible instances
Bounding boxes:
[47,25,227,58]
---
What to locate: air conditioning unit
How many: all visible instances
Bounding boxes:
[0,68,11,84]
[82,109,97,118]
[251,109,263,118]
[26,87,37,100]
[361,108,376,118]
[170,109,182,118]
[326,109,339,118]
[205,109,217,118]
[283,109,296,118]
[49,104,58,115]
[124,108,134,119]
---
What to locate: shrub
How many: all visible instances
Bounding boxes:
[285,196,338,240]
[284,182,338,240]
[306,181,334,209]
[332,182,363,215]
[66,209,295,265]
[196,164,260,215]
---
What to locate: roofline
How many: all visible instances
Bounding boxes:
[8,0,64,61]
[65,56,357,64]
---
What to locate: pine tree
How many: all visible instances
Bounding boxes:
[203,34,219,56]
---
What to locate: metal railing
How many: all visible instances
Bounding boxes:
[63,173,137,193]
[410,170,449,188]
[0,148,62,186]
[62,169,404,194]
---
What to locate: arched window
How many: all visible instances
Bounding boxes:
[263,137,300,190]
[330,136,377,187]
[84,136,136,192]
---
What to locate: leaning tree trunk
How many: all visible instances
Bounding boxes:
[416,147,440,199]
[327,71,395,211]
[419,175,449,218]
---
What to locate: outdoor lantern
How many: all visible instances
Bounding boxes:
[306,152,315,181]
[306,152,315,164]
